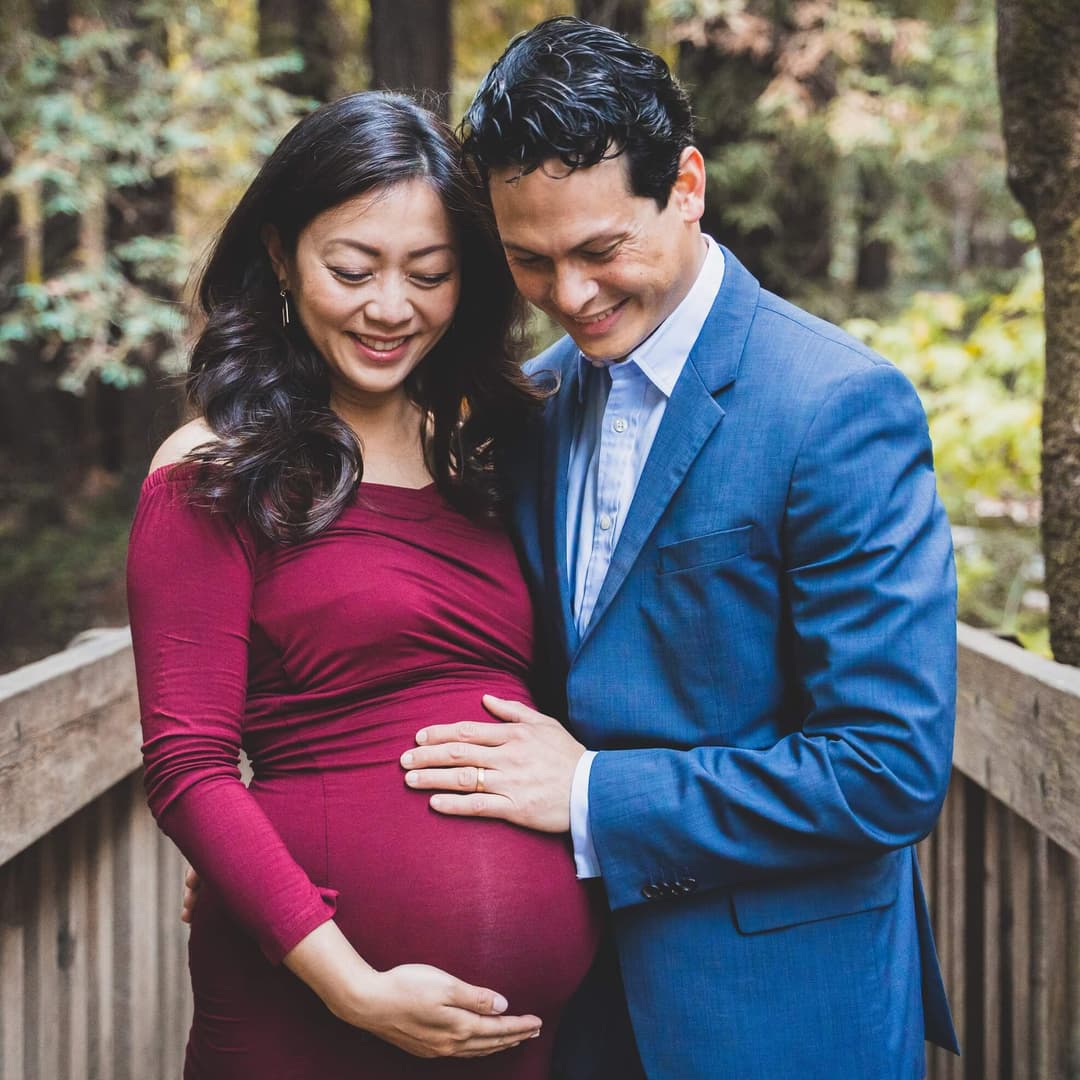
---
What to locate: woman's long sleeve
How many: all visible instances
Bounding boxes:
[126,468,336,964]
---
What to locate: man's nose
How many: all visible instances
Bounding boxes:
[550,263,598,315]
[364,279,413,326]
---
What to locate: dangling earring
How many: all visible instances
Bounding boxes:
[279,286,291,328]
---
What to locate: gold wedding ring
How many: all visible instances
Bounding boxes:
[476,766,486,794]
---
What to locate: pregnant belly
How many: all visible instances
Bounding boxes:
[246,684,601,1019]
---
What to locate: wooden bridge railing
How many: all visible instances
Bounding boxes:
[924,625,1080,1080]
[1,623,1079,1079]
[0,629,189,1080]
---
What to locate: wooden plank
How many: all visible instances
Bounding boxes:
[35,830,61,1080]
[1029,832,1050,1079]
[935,783,955,1080]
[0,628,141,864]
[91,785,118,1080]
[1045,842,1070,1080]
[955,624,1080,859]
[64,809,91,1080]
[128,776,160,1080]
[1068,855,1080,1080]
[157,827,192,1079]
[982,797,1003,1079]
[0,853,26,1080]
[1007,813,1033,1080]
[112,777,135,1080]
[960,778,986,1080]
[948,779,966,1080]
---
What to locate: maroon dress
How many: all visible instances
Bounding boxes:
[127,467,600,1079]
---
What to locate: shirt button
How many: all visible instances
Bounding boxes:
[599,513,613,531]
[612,417,628,433]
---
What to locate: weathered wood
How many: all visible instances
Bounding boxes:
[2,621,1079,1078]
[89,788,116,1079]
[1030,832,1050,1078]
[1046,842,1070,1078]
[1008,813,1033,1080]
[983,797,1003,1079]
[1068,857,1080,1079]
[64,810,91,1080]
[954,623,1080,859]
[0,628,139,864]
[0,852,26,1080]
[0,773,191,1080]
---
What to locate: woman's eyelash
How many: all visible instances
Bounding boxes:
[330,268,371,282]
[329,269,452,286]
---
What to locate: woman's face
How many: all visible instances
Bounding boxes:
[269,178,460,411]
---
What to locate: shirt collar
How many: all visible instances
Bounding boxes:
[577,236,726,402]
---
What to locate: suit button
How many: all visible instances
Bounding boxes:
[641,883,661,901]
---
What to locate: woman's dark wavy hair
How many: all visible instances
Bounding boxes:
[185,91,538,544]
[460,16,694,208]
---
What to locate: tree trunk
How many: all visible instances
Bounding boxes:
[996,0,1080,663]
[258,0,338,101]
[576,0,647,38]
[368,0,451,118]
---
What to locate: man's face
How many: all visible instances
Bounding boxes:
[488,151,706,363]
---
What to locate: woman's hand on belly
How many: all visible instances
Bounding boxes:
[284,921,543,1058]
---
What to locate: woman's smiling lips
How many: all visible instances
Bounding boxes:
[348,332,413,363]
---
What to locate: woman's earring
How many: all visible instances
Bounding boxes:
[279,287,291,328]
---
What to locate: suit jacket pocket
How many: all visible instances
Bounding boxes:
[731,853,899,935]
[658,524,753,574]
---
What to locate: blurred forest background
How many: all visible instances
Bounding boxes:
[0,0,1065,672]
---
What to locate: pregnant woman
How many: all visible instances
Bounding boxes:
[126,92,599,1078]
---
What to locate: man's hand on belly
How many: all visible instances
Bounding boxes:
[401,696,583,833]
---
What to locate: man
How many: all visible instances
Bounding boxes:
[399,16,959,1080]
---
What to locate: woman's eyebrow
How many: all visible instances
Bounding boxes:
[324,239,455,258]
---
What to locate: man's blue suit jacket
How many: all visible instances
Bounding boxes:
[509,249,960,1079]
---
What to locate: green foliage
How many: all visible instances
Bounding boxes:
[846,251,1047,649]
[846,251,1043,521]
[670,0,1019,305]
[0,4,311,393]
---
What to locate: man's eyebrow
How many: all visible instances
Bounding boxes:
[502,233,626,256]
[324,240,455,258]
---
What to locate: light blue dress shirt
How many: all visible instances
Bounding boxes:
[567,236,725,877]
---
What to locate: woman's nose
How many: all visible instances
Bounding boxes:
[364,279,413,326]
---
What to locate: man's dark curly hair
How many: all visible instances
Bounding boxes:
[460,16,694,209]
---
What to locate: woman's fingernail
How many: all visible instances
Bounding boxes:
[492,994,508,1014]
[405,772,417,785]
[401,751,413,767]
[416,730,428,744]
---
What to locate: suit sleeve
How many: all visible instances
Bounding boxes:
[587,362,957,911]
[126,469,337,962]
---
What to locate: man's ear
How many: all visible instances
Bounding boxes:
[262,224,290,289]
[671,146,706,225]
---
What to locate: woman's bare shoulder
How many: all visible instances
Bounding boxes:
[149,418,219,474]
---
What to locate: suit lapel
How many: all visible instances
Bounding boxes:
[579,362,723,648]
[575,248,761,651]
[539,346,582,657]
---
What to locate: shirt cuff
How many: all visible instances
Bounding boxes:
[570,750,601,879]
